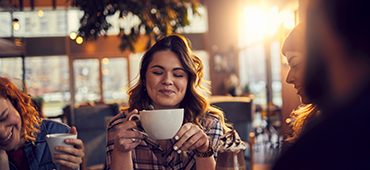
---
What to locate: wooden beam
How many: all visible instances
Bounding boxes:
[52,0,56,10]
[19,0,23,11]
[30,0,34,10]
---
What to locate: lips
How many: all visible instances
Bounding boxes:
[295,86,305,96]
[159,89,174,95]
[0,128,13,145]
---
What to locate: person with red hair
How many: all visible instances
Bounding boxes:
[0,77,85,170]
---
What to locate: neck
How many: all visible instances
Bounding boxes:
[13,138,26,151]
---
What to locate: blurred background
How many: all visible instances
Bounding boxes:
[0,0,304,169]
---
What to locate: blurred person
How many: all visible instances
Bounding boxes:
[273,0,370,169]
[105,34,231,170]
[223,74,243,97]
[281,23,320,149]
[0,77,85,170]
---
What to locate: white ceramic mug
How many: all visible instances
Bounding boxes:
[46,133,77,156]
[129,108,184,140]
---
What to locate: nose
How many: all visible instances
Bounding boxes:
[162,73,173,85]
[285,69,295,84]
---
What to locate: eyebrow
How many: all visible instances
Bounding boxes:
[150,65,186,72]
[151,65,165,69]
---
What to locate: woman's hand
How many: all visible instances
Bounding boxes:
[173,122,210,153]
[54,126,85,170]
[113,109,143,153]
[0,149,9,170]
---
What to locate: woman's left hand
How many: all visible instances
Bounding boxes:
[173,123,210,153]
[54,126,85,170]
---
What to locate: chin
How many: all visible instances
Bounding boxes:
[301,97,312,105]
[1,137,20,151]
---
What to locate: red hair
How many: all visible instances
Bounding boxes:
[0,77,41,142]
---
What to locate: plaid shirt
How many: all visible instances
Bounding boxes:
[105,109,223,170]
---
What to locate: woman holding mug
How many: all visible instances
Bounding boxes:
[105,35,231,170]
[0,77,85,170]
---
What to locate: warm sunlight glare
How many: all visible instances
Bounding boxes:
[278,10,295,29]
[243,6,296,45]
[244,6,268,37]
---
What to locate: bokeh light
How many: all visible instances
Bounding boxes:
[13,19,20,31]
[102,58,109,65]
[70,32,77,40]
[38,10,44,17]
[76,36,83,44]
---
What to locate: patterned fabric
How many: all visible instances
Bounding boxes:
[105,109,223,170]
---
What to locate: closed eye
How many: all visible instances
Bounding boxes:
[0,108,9,122]
[152,71,163,75]
[291,63,301,69]
[174,74,183,78]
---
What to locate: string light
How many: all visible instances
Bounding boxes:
[76,36,83,44]
[13,18,20,31]
[70,32,77,40]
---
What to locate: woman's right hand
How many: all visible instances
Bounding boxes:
[113,109,143,153]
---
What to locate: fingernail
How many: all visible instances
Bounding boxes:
[173,146,178,150]
[175,136,179,140]
[177,150,181,154]
[55,146,59,150]
[65,139,69,142]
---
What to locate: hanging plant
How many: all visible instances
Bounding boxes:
[71,0,201,52]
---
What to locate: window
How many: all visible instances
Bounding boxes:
[24,56,70,118]
[0,57,23,79]
[1,7,208,38]
[73,59,100,104]
[239,43,267,105]
[102,58,129,104]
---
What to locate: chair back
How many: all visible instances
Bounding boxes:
[63,103,119,168]
[210,95,254,143]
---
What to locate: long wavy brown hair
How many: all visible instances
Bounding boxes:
[0,77,41,142]
[285,104,320,145]
[127,34,231,131]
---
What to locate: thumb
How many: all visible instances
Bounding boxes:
[69,126,78,135]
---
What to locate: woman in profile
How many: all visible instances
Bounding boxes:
[281,23,321,148]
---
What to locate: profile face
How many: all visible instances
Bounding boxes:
[0,97,22,151]
[285,51,311,104]
[145,50,189,109]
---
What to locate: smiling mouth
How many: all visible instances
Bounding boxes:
[0,131,13,143]
[159,89,174,94]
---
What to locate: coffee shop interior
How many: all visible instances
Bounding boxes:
[0,0,303,169]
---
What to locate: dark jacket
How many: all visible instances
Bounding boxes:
[9,119,70,170]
